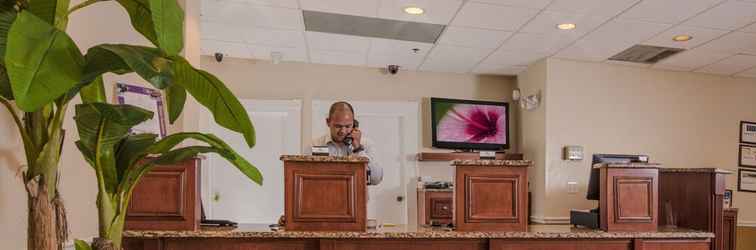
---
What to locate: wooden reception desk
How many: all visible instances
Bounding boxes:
[597,163,660,232]
[452,159,532,232]
[281,155,368,232]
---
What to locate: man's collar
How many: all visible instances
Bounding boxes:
[324,134,336,144]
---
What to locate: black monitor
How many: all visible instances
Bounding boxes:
[585,154,649,200]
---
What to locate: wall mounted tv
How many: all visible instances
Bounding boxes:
[431,97,509,151]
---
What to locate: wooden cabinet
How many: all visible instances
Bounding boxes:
[599,165,659,232]
[417,190,453,225]
[723,208,738,250]
[491,239,631,250]
[125,158,200,231]
[453,160,531,232]
[283,156,367,231]
[633,239,711,250]
[320,239,487,250]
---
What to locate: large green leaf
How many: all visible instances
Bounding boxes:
[115,0,158,46]
[74,103,153,193]
[82,44,172,88]
[148,0,183,55]
[164,83,185,124]
[114,133,157,181]
[27,0,70,29]
[5,11,84,112]
[79,75,106,104]
[172,57,256,147]
[74,239,92,250]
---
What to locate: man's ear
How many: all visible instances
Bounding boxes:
[326,117,331,125]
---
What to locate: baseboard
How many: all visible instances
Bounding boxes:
[530,216,570,224]
[739,220,756,227]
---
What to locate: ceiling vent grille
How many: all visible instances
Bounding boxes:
[608,45,685,64]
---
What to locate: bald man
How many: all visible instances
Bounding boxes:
[312,102,383,185]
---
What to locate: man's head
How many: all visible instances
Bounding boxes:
[326,101,355,143]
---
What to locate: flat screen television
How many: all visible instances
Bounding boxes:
[431,97,509,151]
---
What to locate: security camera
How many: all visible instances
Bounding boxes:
[387,65,400,75]
[214,52,224,62]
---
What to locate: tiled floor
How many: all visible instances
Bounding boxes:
[737,227,756,250]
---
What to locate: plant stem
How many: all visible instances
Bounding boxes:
[0,96,35,175]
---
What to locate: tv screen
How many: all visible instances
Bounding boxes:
[431,97,509,150]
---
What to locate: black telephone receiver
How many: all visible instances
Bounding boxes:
[343,119,359,146]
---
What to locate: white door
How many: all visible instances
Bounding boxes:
[200,99,301,223]
[312,100,419,226]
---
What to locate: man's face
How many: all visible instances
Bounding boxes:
[327,112,354,143]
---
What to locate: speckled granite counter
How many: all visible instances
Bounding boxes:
[451,159,533,167]
[418,188,453,192]
[124,224,713,239]
[280,155,369,163]
[592,163,662,169]
[659,168,732,174]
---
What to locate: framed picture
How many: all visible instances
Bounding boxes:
[741,121,756,145]
[739,144,756,168]
[724,189,733,208]
[738,168,756,193]
[115,83,167,137]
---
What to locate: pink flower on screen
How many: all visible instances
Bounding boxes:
[437,104,506,143]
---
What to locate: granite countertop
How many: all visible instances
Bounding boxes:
[418,188,454,192]
[451,159,533,167]
[592,163,662,169]
[280,155,369,163]
[124,224,713,239]
[659,168,732,174]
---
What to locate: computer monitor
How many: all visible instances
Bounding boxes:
[585,154,650,200]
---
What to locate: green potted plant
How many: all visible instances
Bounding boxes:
[1,1,261,250]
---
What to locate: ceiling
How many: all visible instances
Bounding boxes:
[200,0,756,78]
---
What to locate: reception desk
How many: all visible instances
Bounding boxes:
[122,224,713,250]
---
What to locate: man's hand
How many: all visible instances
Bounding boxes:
[350,128,362,150]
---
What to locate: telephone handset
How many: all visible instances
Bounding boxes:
[343,119,359,146]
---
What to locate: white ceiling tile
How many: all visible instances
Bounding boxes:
[481,49,551,66]
[696,32,756,55]
[367,38,433,70]
[305,32,371,53]
[223,0,300,8]
[201,22,246,42]
[499,32,578,54]
[643,26,728,49]
[604,60,651,68]
[520,11,611,37]
[451,2,539,30]
[425,45,494,64]
[201,40,251,59]
[472,64,528,75]
[437,27,513,49]
[554,19,672,61]
[471,0,552,9]
[652,49,732,70]
[695,54,756,75]
[201,1,304,30]
[419,58,478,74]
[619,0,724,24]
[248,45,309,62]
[309,50,367,66]
[735,67,756,78]
[683,1,756,30]
[741,22,756,33]
[300,0,379,17]
[377,0,464,25]
[547,0,640,17]
[652,64,694,72]
[243,28,305,48]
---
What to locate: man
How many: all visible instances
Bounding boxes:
[312,101,383,185]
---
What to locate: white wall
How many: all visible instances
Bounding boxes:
[517,59,549,222]
[525,58,756,224]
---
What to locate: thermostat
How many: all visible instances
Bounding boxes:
[563,146,583,161]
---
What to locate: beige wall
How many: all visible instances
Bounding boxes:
[530,58,756,224]
[516,59,549,222]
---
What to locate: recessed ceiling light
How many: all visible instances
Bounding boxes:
[557,23,576,30]
[404,6,424,15]
[672,35,692,42]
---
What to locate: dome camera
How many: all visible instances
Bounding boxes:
[387,65,400,75]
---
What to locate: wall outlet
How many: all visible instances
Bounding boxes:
[567,181,578,194]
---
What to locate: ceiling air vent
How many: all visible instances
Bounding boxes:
[608,45,684,64]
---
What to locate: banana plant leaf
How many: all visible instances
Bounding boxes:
[82,44,172,88]
[27,0,70,29]
[5,11,84,111]
[115,0,183,55]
